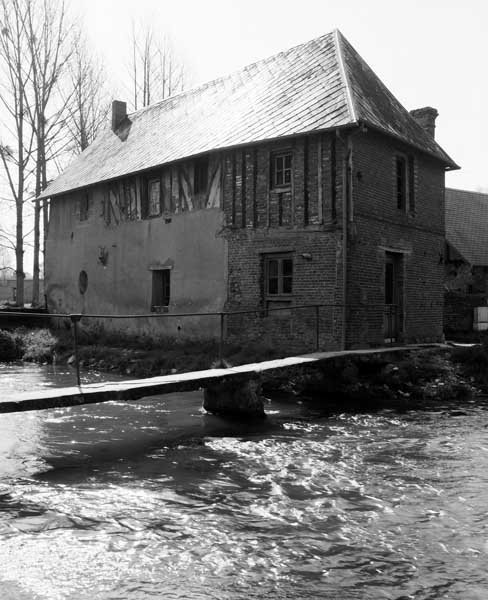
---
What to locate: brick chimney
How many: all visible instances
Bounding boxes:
[111,100,127,132]
[409,106,438,138]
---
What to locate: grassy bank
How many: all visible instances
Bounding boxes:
[0,326,283,377]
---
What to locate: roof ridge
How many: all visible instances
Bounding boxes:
[333,29,358,124]
[129,30,337,120]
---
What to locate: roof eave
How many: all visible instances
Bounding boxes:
[360,120,459,170]
[39,122,361,202]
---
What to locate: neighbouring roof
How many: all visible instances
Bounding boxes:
[446,188,488,266]
[40,29,458,200]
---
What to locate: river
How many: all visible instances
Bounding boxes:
[0,363,487,599]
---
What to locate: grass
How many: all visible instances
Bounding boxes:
[1,325,284,377]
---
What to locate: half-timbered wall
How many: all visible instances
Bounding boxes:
[45,154,226,338]
[221,133,346,352]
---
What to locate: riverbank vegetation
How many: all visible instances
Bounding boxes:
[0,326,282,376]
[264,346,480,410]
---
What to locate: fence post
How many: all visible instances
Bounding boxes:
[219,312,225,366]
[315,305,320,352]
[70,314,82,387]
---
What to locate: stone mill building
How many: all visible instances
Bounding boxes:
[39,30,458,350]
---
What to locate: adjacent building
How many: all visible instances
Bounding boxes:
[40,30,458,350]
[445,188,488,295]
[444,188,488,334]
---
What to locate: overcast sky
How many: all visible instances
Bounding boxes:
[2,0,486,275]
[70,0,487,192]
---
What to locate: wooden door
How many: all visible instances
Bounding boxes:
[384,253,401,342]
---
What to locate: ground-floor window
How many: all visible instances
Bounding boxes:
[264,253,293,297]
[263,253,293,316]
[151,269,170,312]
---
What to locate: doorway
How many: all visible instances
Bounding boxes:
[384,252,402,342]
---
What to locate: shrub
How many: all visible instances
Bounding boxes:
[0,329,21,361]
[21,328,58,362]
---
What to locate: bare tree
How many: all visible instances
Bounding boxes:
[129,21,187,111]
[0,0,34,306]
[23,0,76,305]
[62,33,109,154]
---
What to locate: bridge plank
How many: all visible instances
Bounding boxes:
[0,345,442,413]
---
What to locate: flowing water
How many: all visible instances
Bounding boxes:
[1,363,488,599]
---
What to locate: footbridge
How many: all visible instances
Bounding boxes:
[0,345,441,415]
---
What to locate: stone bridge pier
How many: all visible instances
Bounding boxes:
[203,377,266,419]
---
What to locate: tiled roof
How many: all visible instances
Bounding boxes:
[445,188,488,266]
[40,30,458,200]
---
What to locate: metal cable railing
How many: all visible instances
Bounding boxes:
[0,303,399,387]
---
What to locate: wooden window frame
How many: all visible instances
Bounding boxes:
[395,152,415,213]
[147,177,162,217]
[151,268,171,312]
[122,178,138,220]
[264,253,294,301]
[271,151,293,189]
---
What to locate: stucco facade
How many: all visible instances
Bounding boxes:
[46,157,228,338]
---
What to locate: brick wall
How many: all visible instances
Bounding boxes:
[221,128,447,351]
[348,130,445,345]
[221,134,345,352]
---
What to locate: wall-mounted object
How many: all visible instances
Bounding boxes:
[98,246,109,266]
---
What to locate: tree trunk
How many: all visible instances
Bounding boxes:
[15,195,24,307]
[32,197,40,306]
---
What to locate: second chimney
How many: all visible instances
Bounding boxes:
[111,100,127,132]
[410,106,438,138]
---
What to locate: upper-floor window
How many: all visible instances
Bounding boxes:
[79,192,89,221]
[123,179,138,220]
[396,153,415,212]
[264,253,293,298]
[271,152,292,188]
[194,157,208,195]
[146,177,161,217]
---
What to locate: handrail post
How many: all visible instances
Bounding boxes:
[315,304,320,352]
[219,312,224,366]
[70,313,82,387]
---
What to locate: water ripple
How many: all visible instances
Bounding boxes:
[1,366,488,598]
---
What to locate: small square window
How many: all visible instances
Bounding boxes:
[271,152,292,188]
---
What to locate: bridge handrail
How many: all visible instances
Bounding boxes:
[0,302,397,320]
[0,303,399,388]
